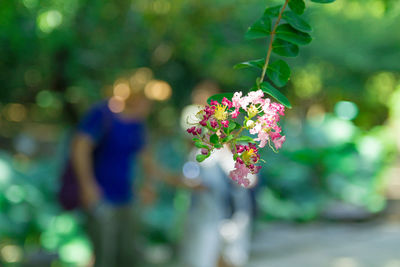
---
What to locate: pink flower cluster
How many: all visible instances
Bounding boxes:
[187,126,202,135]
[229,143,261,187]
[233,90,286,150]
[229,162,250,187]
[186,89,286,188]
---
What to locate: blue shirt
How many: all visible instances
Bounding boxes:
[78,102,146,205]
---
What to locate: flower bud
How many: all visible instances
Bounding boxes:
[246,120,255,129]
[247,104,259,118]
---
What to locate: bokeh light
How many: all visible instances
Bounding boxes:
[59,238,91,265]
[0,159,11,184]
[182,161,200,179]
[293,66,322,99]
[4,103,27,122]
[36,90,55,108]
[37,10,63,33]
[0,244,23,263]
[130,67,153,91]
[323,117,356,144]
[113,81,131,100]
[366,72,397,104]
[5,185,25,204]
[2,1,400,266]
[334,101,359,120]
[144,80,172,101]
[357,136,382,161]
[40,231,59,251]
[108,96,125,113]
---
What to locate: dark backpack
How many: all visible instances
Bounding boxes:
[58,160,80,210]
[58,108,111,210]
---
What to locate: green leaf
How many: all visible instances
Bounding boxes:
[264,5,282,17]
[267,60,291,87]
[245,14,271,40]
[283,11,312,32]
[275,24,312,46]
[207,93,234,105]
[192,137,201,142]
[227,121,236,133]
[272,38,299,57]
[288,0,306,15]
[234,59,264,70]
[227,121,240,133]
[222,135,234,143]
[196,154,209,162]
[210,134,219,145]
[214,144,223,149]
[260,81,292,108]
[310,0,335,3]
[195,142,209,149]
[236,136,256,143]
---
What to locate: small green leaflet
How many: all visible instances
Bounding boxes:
[264,5,282,17]
[195,142,209,149]
[288,0,305,15]
[196,154,209,162]
[234,59,291,87]
[245,14,271,40]
[275,24,312,46]
[227,121,240,134]
[272,38,299,57]
[222,135,234,143]
[234,59,264,70]
[209,134,219,145]
[283,11,312,33]
[260,81,292,108]
[207,93,234,105]
[266,60,291,87]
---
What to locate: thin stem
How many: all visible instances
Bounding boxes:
[259,0,289,87]
[233,127,244,139]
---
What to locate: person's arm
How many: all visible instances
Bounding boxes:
[71,133,101,209]
[140,148,207,190]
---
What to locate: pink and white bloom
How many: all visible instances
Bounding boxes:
[248,90,264,105]
[229,162,250,185]
[254,131,269,148]
[232,91,243,109]
[231,109,240,118]
[272,135,286,150]
[187,89,287,188]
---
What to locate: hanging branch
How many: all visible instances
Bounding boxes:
[205,0,337,109]
[259,0,290,85]
[187,0,339,188]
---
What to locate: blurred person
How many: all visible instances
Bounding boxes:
[180,83,254,267]
[71,86,159,267]
[180,146,254,267]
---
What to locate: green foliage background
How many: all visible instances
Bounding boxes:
[0,0,400,266]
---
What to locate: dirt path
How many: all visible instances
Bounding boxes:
[249,221,400,267]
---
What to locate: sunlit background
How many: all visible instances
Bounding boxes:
[1,0,400,266]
